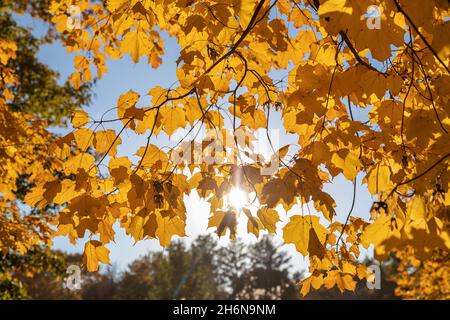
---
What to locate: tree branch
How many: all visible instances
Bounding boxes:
[392,0,450,75]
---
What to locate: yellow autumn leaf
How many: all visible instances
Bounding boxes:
[324,270,356,293]
[73,128,93,150]
[83,240,110,272]
[71,110,89,128]
[257,207,279,233]
[239,0,258,28]
[360,215,403,248]
[120,29,152,64]
[160,106,186,136]
[156,215,186,247]
[300,276,312,297]
[283,215,327,256]
[94,129,122,156]
[107,0,131,12]
[245,208,264,238]
[365,163,393,194]
[406,196,427,221]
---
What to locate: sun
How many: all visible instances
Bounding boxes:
[226,187,249,210]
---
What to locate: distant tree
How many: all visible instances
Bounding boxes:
[0,247,76,299]
[115,235,224,300]
[216,238,249,299]
[80,265,118,300]
[113,254,155,300]
[235,235,300,299]
[174,235,225,299]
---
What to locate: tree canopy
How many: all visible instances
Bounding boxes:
[1,0,449,297]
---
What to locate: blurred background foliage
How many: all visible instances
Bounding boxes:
[0,0,91,298]
[1,0,91,125]
[0,234,410,300]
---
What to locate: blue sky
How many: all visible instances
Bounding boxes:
[17,14,374,272]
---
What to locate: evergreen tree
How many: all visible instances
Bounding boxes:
[216,238,249,299]
[236,235,300,299]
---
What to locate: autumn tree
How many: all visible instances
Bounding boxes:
[0,0,92,294]
[0,7,91,124]
[1,0,450,297]
[0,247,74,299]
[390,247,450,299]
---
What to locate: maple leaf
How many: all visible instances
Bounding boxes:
[73,128,94,150]
[156,215,186,247]
[71,110,89,128]
[160,107,186,136]
[257,207,279,233]
[239,0,259,28]
[94,130,122,156]
[83,240,110,272]
[120,29,152,64]
[361,215,403,249]
[107,0,131,12]
[247,215,264,238]
[283,215,327,256]
[324,270,357,293]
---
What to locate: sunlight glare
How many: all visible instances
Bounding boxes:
[227,188,248,210]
